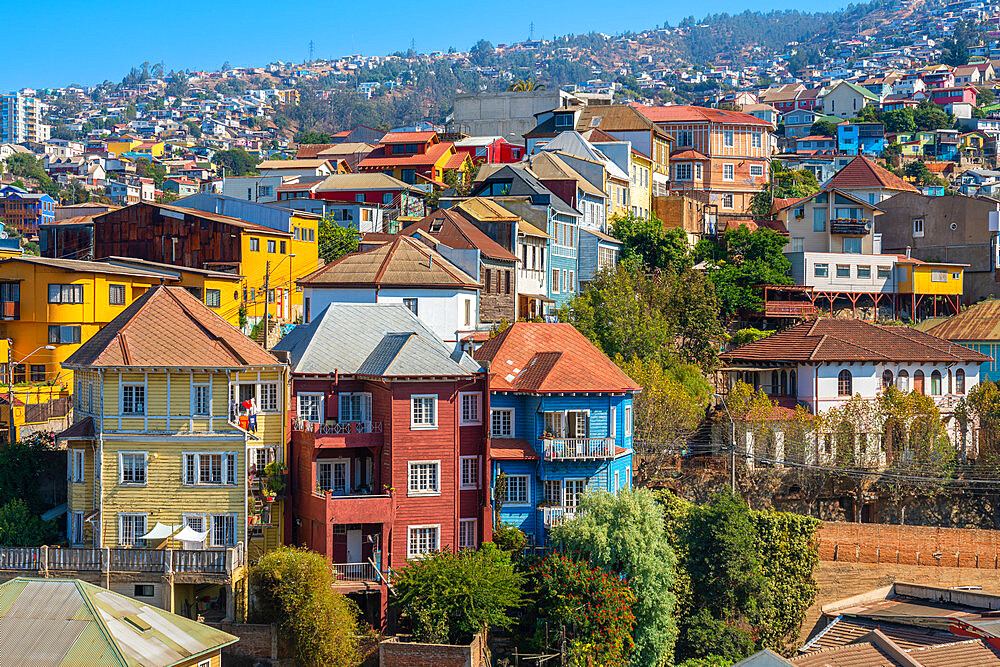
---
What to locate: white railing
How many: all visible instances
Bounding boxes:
[0,544,243,575]
[543,437,617,461]
[0,547,40,570]
[292,419,383,435]
[541,507,575,527]
[332,562,378,583]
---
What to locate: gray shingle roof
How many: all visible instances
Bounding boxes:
[273,303,482,377]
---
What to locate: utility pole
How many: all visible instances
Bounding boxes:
[264,260,270,323]
[308,40,315,64]
[6,340,12,444]
[529,21,535,40]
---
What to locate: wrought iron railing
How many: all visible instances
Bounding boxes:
[332,562,379,583]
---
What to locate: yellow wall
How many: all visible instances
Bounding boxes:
[896,263,965,295]
[238,215,319,324]
[630,152,654,216]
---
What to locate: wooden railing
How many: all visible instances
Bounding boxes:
[0,543,244,576]
[541,507,575,527]
[763,302,817,318]
[542,437,617,461]
[332,562,379,583]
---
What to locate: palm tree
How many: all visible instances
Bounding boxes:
[507,77,546,92]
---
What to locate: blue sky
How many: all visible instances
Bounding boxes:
[3,0,845,92]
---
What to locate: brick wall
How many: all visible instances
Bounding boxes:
[208,621,291,662]
[817,521,1000,569]
[379,632,486,667]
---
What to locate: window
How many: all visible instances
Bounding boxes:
[552,269,560,293]
[402,298,418,316]
[317,460,348,493]
[134,585,154,598]
[565,479,587,510]
[109,284,126,305]
[458,519,477,550]
[722,194,734,208]
[913,218,924,237]
[460,392,481,425]
[70,511,84,545]
[119,452,147,485]
[752,132,763,149]
[70,449,84,483]
[12,365,24,384]
[843,238,862,254]
[259,383,279,412]
[491,408,513,437]
[464,299,472,327]
[750,164,764,176]
[121,384,145,415]
[956,368,966,394]
[267,239,276,253]
[205,289,221,308]
[408,461,440,495]
[857,265,871,279]
[813,208,826,232]
[882,370,894,390]
[339,392,370,422]
[503,474,529,505]
[193,384,211,416]
[675,163,692,180]
[280,240,286,254]
[30,364,45,382]
[931,270,948,282]
[183,452,238,485]
[211,514,236,547]
[407,525,439,558]
[723,163,735,180]
[119,513,147,547]
[677,130,692,146]
[877,265,891,279]
[250,238,260,251]
[460,456,479,490]
[695,163,703,179]
[624,405,633,438]
[723,130,734,147]
[897,370,910,392]
[814,263,829,278]
[48,284,83,304]
[297,393,323,422]
[411,395,437,429]
[836,264,851,278]
[544,480,563,506]
[48,325,81,344]
[930,370,942,395]
[838,369,853,396]
[915,370,925,394]
[791,237,804,253]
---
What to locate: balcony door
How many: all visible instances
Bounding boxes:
[346,529,362,562]
[339,392,372,424]
[567,411,589,439]
[318,459,349,495]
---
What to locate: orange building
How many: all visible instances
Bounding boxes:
[358,131,473,189]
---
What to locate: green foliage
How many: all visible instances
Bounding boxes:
[978,87,996,107]
[678,657,734,667]
[942,18,982,66]
[0,499,57,547]
[559,265,724,371]
[610,213,692,272]
[527,552,637,666]
[730,328,774,347]
[551,489,678,667]
[771,161,820,199]
[393,543,524,644]
[679,610,754,662]
[904,161,946,187]
[491,523,527,553]
[211,148,259,176]
[296,130,334,144]
[135,157,167,188]
[249,546,361,667]
[3,153,59,198]
[318,214,360,262]
[705,227,792,318]
[0,437,62,513]
[809,120,838,137]
[184,120,202,138]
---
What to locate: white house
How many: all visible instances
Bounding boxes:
[297,235,480,350]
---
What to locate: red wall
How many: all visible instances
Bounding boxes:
[314,190,400,205]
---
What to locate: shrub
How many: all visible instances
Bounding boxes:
[492,523,527,553]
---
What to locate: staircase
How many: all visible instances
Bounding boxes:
[252,317,282,350]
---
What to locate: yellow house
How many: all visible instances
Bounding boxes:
[107,137,165,158]
[896,257,966,320]
[629,149,655,219]
[59,285,288,620]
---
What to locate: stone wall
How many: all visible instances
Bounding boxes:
[379,632,487,667]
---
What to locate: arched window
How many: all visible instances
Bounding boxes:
[771,370,780,395]
[897,370,909,392]
[882,370,894,391]
[931,370,942,395]
[790,370,797,396]
[838,369,853,396]
[956,368,966,394]
[914,370,925,394]
[780,370,788,395]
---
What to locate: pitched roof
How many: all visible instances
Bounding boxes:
[0,577,237,666]
[297,235,480,289]
[295,143,338,158]
[473,165,581,218]
[256,158,332,170]
[634,104,774,126]
[576,105,671,139]
[358,141,454,169]
[831,79,880,100]
[722,319,990,364]
[538,131,629,181]
[455,197,520,222]
[526,151,607,198]
[379,131,437,144]
[63,285,279,369]
[825,156,920,193]
[473,322,641,393]
[273,303,480,377]
[400,209,519,262]
[671,149,711,160]
[0,256,163,279]
[921,299,1000,341]
[802,617,961,653]
[517,218,552,239]
[313,172,417,192]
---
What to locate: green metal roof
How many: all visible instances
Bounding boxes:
[0,578,237,666]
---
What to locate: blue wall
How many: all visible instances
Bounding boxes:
[963,342,1000,383]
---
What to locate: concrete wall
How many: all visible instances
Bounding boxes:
[379,632,487,667]
[450,91,571,143]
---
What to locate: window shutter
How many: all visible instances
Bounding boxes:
[226,453,237,485]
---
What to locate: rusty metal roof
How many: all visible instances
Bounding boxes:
[922,300,1000,342]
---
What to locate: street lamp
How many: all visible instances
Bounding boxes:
[7,343,56,443]
[714,393,738,495]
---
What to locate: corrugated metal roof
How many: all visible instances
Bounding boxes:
[313,172,417,192]
[922,300,1000,341]
[0,256,164,280]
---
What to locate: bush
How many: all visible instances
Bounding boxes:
[249,546,361,667]
[492,523,527,553]
[0,499,57,547]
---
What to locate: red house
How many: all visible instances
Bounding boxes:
[453,136,525,164]
[928,86,978,106]
[274,303,490,627]
[275,172,423,210]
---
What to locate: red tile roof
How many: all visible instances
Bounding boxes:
[379,131,437,145]
[474,322,642,393]
[670,149,710,160]
[722,318,990,364]
[490,438,540,460]
[634,104,774,126]
[358,141,454,169]
[825,156,920,193]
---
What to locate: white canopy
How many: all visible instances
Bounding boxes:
[175,525,210,543]
[139,523,180,541]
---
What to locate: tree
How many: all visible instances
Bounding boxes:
[184,120,202,138]
[249,546,361,667]
[211,148,259,176]
[469,40,495,67]
[611,214,692,272]
[551,489,678,667]
[507,77,546,91]
[904,160,939,186]
[393,543,524,644]
[882,109,917,133]
[0,498,57,547]
[809,119,838,137]
[705,227,792,318]
[318,215,360,262]
[942,18,980,66]
[296,130,333,144]
[913,99,954,131]
[978,86,996,107]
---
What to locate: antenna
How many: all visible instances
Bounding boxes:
[308,40,315,64]
[410,38,416,53]
[529,21,535,41]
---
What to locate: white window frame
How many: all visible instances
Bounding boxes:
[610,406,617,438]
[459,392,481,425]
[119,451,148,486]
[723,163,735,181]
[749,164,764,177]
[407,524,440,558]
[458,518,477,550]
[723,193,734,208]
[544,479,563,506]
[192,383,211,416]
[410,394,438,430]
[118,513,148,547]
[121,383,146,415]
[459,455,480,490]
[181,513,208,550]
[491,408,514,438]
[723,129,735,147]
[70,449,84,483]
[565,478,587,510]
[183,451,238,486]
[624,405,633,438]
[70,511,84,546]
[503,474,530,506]
[407,460,441,496]
[297,392,324,423]
[913,217,925,237]
[259,382,280,412]
[317,458,350,494]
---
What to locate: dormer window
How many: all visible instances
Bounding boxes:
[554,114,574,128]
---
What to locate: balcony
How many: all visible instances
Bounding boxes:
[541,507,575,527]
[764,301,817,318]
[542,437,619,461]
[829,218,872,235]
[332,561,380,584]
[324,493,393,524]
[293,419,384,448]
[0,544,244,578]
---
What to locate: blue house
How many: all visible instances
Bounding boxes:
[837,122,886,156]
[921,300,1000,383]
[474,322,639,547]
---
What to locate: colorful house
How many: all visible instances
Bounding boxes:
[59,285,288,620]
[276,303,489,626]
[358,131,473,189]
[474,322,638,547]
[0,188,55,236]
[919,300,1000,383]
[837,122,886,156]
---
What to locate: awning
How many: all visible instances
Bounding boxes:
[139,522,180,541]
[175,526,210,544]
[520,292,555,303]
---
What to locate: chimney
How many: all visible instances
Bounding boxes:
[906,246,911,258]
[429,254,433,269]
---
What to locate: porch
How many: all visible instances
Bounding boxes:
[0,544,244,578]
[542,437,618,461]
